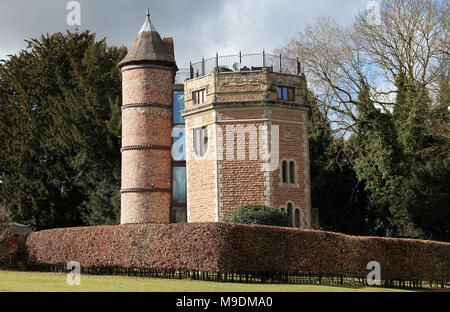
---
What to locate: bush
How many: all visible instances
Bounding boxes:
[0,210,10,266]
[222,204,289,227]
[0,212,26,267]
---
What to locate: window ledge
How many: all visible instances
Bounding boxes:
[279,183,299,188]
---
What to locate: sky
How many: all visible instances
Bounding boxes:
[0,0,370,68]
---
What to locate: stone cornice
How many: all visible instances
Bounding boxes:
[181,99,310,118]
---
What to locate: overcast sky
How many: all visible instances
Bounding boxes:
[0,0,369,68]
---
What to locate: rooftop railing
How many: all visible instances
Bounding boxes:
[174,51,301,84]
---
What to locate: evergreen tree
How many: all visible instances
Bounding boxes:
[351,75,449,240]
[0,31,126,229]
[308,92,375,236]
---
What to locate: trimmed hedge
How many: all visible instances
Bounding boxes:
[25,223,227,272]
[24,223,450,286]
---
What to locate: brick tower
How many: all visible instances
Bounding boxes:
[119,10,177,224]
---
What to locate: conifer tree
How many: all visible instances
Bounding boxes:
[308,91,374,235]
[0,31,126,229]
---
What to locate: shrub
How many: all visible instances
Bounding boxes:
[0,211,10,266]
[223,204,289,227]
[0,212,26,267]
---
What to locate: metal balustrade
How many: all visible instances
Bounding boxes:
[174,51,302,84]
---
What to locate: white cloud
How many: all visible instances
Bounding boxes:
[0,0,370,68]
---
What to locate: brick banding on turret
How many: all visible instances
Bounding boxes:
[120,188,171,194]
[121,145,172,152]
[119,11,177,224]
[121,102,173,110]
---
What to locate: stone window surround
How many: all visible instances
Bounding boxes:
[279,200,302,228]
[192,88,207,105]
[279,158,299,188]
[193,125,208,157]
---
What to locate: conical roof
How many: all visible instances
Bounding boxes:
[118,9,176,68]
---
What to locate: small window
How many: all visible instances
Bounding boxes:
[193,89,206,105]
[287,203,293,227]
[277,86,295,101]
[288,88,294,100]
[193,126,208,157]
[282,160,288,183]
[281,160,296,185]
[295,209,300,228]
[289,161,295,184]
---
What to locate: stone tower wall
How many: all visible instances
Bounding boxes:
[183,70,312,228]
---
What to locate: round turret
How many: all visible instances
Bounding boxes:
[119,10,177,224]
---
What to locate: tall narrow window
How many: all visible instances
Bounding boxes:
[295,209,300,228]
[287,203,293,227]
[172,126,185,161]
[194,126,208,157]
[289,161,295,184]
[282,160,288,183]
[172,167,186,204]
[173,91,185,124]
[172,88,186,224]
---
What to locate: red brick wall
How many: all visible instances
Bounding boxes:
[271,108,311,228]
[121,64,173,224]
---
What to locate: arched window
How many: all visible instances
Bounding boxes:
[287,203,293,227]
[289,161,295,184]
[282,160,288,183]
[295,209,300,228]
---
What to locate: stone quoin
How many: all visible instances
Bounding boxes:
[119,9,312,228]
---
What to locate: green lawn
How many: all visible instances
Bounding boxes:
[0,270,415,292]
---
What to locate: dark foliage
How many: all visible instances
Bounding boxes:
[0,31,126,229]
[223,204,289,227]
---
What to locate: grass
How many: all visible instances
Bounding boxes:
[0,270,417,292]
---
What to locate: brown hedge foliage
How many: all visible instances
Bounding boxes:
[1,233,28,267]
[24,223,450,282]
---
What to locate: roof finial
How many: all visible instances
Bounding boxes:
[139,8,157,33]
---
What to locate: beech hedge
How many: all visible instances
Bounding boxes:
[23,223,450,284]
